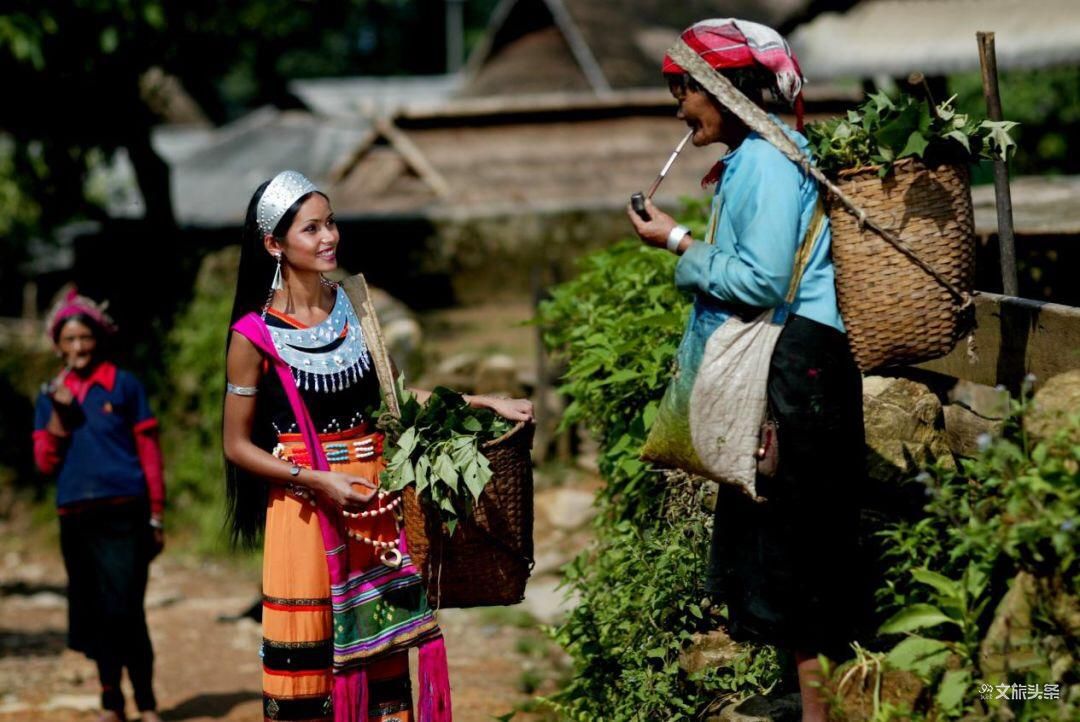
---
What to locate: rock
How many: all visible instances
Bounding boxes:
[1027,370,1080,444]
[708,693,802,722]
[23,591,65,609]
[369,287,423,379]
[520,575,577,626]
[943,404,1005,458]
[382,318,423,375]
[826,665,924,722]
[862,375,954,487]
[145,590,183,608]
[0,695,30,714]
[429,351,482,390]
[42,694,100,712]
[700,480,719,515]
[679,629,743,676]
[536,488,596,531]
[474,354,521,396]
[531,549,573,577]
[982,573,1078,683]
[979,572,1045,682]
[948,380,1009,419]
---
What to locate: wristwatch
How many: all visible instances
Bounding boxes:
[289,464,301,477]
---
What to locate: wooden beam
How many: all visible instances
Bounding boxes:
[327,127,379,183]
[542,0,612,94]
[374,118,451,198]
[917,293,1080,390]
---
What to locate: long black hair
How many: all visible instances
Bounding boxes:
[223,179,327,548]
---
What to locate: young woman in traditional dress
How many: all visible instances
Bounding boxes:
[222,170,531,722]
[33,291,166,722]
[627,20,866,722]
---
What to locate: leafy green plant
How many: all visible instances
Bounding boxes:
[806,91,1018,176]
[871,386,1079,720]
[950,66,1080,177]
[543,517,782,721]
[537,233,693,522]
[377,383,510,533]
[537,203,785,719]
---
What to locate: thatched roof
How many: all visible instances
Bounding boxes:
[791,0,1080,80]
[288,75,463,118]
[168,109,373,228]
[327,94,827,217]
[153,94,776,226]
[461,0,813,95]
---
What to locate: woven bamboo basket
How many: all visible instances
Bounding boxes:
[402,421,535,609]
[827,158,976,371]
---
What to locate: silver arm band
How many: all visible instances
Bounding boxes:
[226,383,258,397]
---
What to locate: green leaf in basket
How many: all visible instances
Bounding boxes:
[868,90,895,114]
[396,427,418,457]
[462,459,488,501]
[944,129,971,153]
[898,130,929,159]
[415,456,432,493]
[462,416,482,432]
[980,120,1019,162]
[434,452,458,487]
[413,468,428,494]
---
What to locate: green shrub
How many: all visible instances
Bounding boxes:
[871,387,1078,720]
[537,204,785,719]
[157,247,237,552]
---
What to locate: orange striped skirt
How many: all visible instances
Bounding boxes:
[262,426,413,722]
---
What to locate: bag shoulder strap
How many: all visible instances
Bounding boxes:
[783,199,828,305]
[340,274,401,418]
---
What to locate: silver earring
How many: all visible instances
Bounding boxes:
[271,253,284,291]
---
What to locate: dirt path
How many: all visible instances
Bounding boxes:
[0,472,593,722]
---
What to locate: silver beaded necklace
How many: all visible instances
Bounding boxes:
[268,286,371,392]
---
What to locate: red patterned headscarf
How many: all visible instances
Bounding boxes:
[662,18,806,131]
[45,288,117,343]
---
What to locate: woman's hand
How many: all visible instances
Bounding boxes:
[310,471,378,511]
[470,396,534,423]
[150,528,165,561]
[48,369,75,407]
[626,198,678,249]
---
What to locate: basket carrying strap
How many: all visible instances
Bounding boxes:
[667,41,972,308]
[340,274,401,418]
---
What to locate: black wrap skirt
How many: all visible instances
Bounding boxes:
[706,313,867,657]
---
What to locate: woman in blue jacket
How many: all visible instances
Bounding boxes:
[628,19,865,722]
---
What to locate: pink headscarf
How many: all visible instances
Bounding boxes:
[662,18,806,131]
[44,288,117,343]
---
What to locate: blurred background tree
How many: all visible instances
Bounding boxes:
[951,65,1080,179]
[0,0,499,310]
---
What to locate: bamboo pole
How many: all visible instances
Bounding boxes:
[976,31,1019,297]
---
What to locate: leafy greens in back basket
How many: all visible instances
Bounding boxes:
[377,383,512,534]
[806,91,1018,177]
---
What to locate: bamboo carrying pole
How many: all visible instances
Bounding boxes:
[976,31,1019,297]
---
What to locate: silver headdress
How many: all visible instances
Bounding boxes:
[256,170,319,237]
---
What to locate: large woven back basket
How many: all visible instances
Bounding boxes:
[403,421,535,609]
[827,159,977,372]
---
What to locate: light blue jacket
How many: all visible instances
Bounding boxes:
[674,119,845,335]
